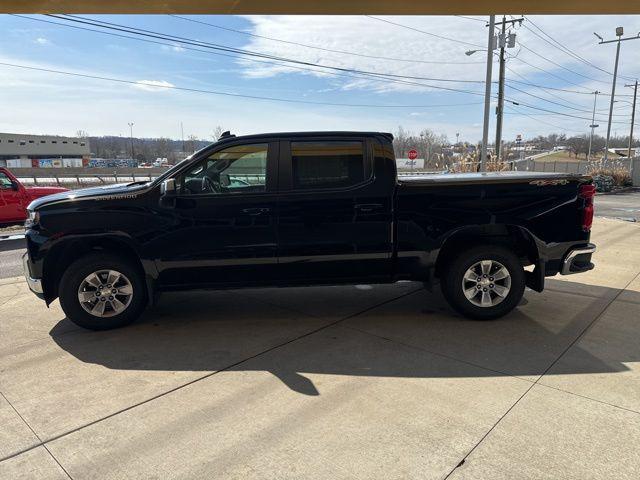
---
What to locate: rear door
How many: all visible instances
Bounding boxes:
[277,136,393,284]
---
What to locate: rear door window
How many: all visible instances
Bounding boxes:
[290,141,365,190]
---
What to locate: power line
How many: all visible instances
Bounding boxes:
[0,61,487,109]
[506,83,630,117]
[505,105,586,134]
[506,97,638,126]
[365,15,484,48]
[454,15,486,23]
[518,43,611,85]
[49,14,487,85]
[507,76,599,95]
[13,14,487,96]
[505,69,634,97]
[524,16,637,81]
[169,14,485,65]
[508,55,599,90]
[505,66,596,108]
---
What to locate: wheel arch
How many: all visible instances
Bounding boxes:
[42,235,151,304]
[434,224,540,279]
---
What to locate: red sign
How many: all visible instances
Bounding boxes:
[408,149,418,160]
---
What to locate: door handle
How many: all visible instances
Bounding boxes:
[355,203,383,213]
[242,207,270,216]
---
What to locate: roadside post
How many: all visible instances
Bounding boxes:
[408,149,418,173]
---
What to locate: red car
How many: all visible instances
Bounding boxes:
[0,167,68,224]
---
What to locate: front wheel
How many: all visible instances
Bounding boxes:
[59,253,147,330]
[441,245,525,320]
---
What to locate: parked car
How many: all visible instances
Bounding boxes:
[23,131,596,330]
[0,167,68,225]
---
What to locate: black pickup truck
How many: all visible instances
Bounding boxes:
[23,131,596,330]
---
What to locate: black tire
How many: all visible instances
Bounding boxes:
[58,253,147,330]
[441,245,525,320]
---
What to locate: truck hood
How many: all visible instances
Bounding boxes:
[27,182,151,210]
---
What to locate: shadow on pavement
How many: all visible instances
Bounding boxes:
[49,279,638,396]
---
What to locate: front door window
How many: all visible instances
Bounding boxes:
[181,144,268,195]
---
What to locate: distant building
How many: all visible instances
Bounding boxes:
[0,132,90,168]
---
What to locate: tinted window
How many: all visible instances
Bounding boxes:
[291,141,365,190]
[181,143,268,195]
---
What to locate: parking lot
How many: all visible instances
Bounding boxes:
[1,217,639,479]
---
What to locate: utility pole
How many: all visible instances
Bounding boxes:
[587,91,600,161]
[595,27,640,161]
[180,121,185,154]
[626,81,638,174]
[480,15,496,172]
[127,122,135,163]
[494,16,523,162]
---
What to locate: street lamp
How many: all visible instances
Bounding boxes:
[127,122,135,165]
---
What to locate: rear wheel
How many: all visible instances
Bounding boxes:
[59,253,147,330]
[441,245,525,320]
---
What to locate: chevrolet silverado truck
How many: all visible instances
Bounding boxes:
[0,167,68,225]
[23,131,596,330]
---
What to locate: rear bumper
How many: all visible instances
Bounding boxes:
[561,243,596,275]
[22,252,44,297]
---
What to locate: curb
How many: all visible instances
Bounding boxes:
[0,234,25,242]
[597,186,638,195]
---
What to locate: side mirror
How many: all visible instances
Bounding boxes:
[11,182,19,191]
[160,178,176,196]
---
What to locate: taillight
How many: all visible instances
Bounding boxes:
[579,184,596,232]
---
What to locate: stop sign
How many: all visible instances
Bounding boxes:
[408,149,418,160]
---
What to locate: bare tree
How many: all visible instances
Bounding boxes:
[211,126,224,142]
[566,136,589,158]
[186,134,199,153]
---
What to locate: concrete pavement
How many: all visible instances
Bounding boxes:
[0,218,639,479]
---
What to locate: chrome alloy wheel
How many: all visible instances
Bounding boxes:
[461,260,511,308]
[77,270,133,317]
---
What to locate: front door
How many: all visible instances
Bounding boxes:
[153,141,279,288]
[0,171,25,223]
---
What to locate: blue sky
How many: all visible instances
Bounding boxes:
[1,14,639,143]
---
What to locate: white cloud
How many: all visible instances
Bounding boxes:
[34,37,49,45]
[236,15,640,98]
[161,44,186,53]
[132,80,175,91]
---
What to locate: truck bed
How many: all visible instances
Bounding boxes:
[397,171,590,186]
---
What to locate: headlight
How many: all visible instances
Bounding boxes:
[24,210,40,229]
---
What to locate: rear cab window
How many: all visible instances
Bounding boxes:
[281,139,372,191]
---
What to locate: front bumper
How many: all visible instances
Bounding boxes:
[22,252,44,295]
[561,243,596,275]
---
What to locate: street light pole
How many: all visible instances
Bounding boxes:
[495,16,506,162]
[596,27,640,161]
[604,34,621,162]
[127,122,135,164]
[587,91,600,161]
[480,15,496,172]
[626,81,638,162]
